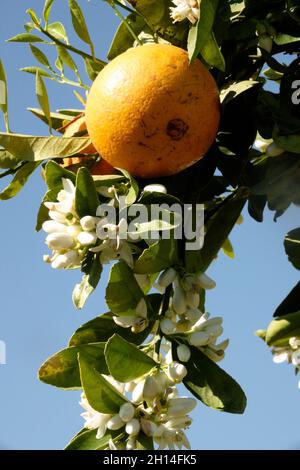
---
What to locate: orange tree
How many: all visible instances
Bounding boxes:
[0,0,299,450]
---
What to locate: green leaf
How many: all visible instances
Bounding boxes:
[274,134,300,154]
[39,342,108,388]
[222,237,234,259]
[27,107,72,131]
[0,60,10,132]
[117,168,139,206]
[26,9,40,26]
[274,34,300,46]
[0,149,20,169]
[44,160,75,189]
[79,353,127,414]
[7,33,45,43]
[30,45,51,69]
[21,66,53,79]
[75,167,99,218]
[266,312,300,346]
[186,190,246,273]
[36,188,57,231]
[183,347,247,414]
[106,261,144,315]
[188,0,219,61]
[73,256,102,309]
[65,428,124,450]
[284,228,300,270]
[107,13,146,60]
[105,334,157,382]
[0,133,92,162]
[274,282,300,318]
[69,294,162,346]
[36,71,52,133]
[43,0,55,25]
[201,31,225,71]
[47,22,69,43]
[134,238,178,274]
[68,0,94,55]
[57,46,79,75]
[84,58,105,81]
[0,162,40,200]
[220,80,260,105]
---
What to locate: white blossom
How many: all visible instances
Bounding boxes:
[170,0,200,25]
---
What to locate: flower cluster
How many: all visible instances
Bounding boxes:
[80,352,196,450]
[170,0,201,25]
[272,337,300,388]
[158,268,228,362]
[43,179,98,269]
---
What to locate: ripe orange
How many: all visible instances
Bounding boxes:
[62,115,115,175]
[85,44,220,178]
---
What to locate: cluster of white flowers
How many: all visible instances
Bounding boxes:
[43,178,137,269]
[272,337,300,388]
[80,350,196,450]
[170,0,201,25]
[43,179,98,269]
[112,298,149,333]
[158,268,228,362]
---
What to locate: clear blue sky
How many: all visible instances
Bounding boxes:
[0,0,299,450]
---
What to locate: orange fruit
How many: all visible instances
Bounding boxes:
[85,44,220,178]
[62,115,115,175]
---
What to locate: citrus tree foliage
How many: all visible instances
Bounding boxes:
[0,0,299,450]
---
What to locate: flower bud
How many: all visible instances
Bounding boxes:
[160,318,176,336]
[132,381,145,403]
[165,416,192,430]
[51,250,80,269]
[80,215,98,231]
[143,376,161,401]
[172,284,187,315]
[125,418,140,436]
[66,224,81,238]
[196,273,216,290]
[140,418,157,437]
[136,298,147,319]
[113,315,134,328]
[186,291,200,309]
[177,344,191,362]
[266,142,284,157]
[167,397,197,417]
[186,308,202,323]
[48,210,67,224]
[46,232,74,250]
[119,403,135,423]
[77,231,97,246]
[42,220,67,234]
[158,268,177,288]
[126,437,137,450]
[167,362,187,383]
[107,414,124,430]
[189,331,210,346]
[143,184,167,194]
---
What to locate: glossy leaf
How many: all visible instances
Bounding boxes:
[73,256,102,309]
[201,31,225,71]
[79,353,127,414]
[44,160,75,190]
[284,228,300,270]
[0,162,40,200]
[30,45,51,69]
[0,133,92,162]
[105,334,157,382]
[7,33,45,43]
[106,261,144,315]
[68,0,94,55]
[27,107,73,131]
[134,238,178,274]
[188,0,219,61]
[21,66,53,79]
[266,312,300,346]
[43,0,55,25]
[47,22,69,43]
[36,71,52,133]
[274,282,300,318]
[183,347,247,414]
[108,13,146,60]
[65,428,124,450]
[75,167,99,218]
[69,294,162,347]
[39,342,108,388]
